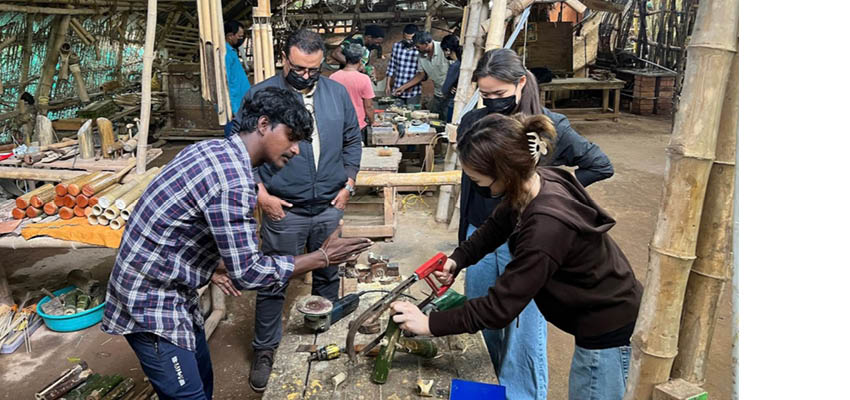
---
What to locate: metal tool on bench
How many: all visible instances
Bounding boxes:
[308,343,341,361]
[345,252,450,363]
[296,293,360,332]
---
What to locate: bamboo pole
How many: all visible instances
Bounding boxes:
[115,13,129,84]
[120,199,138,220]
[77,119,95,159]
[88,214,99,225]
[36,15,71,112]
[94,182,125,208]
[356,170,461,187]
[59,44,71,81]
[35,115,54,146]
[136,0,157,175]
[11,208,26,220]
[75,194,90,208]
[437,0,487,223]
[623,1,738,398]
[44,201,59,216]
[82,164,134,197]
[115,168,160,209]
[69,172,108,196]
[97,215,110,226]
[69,53,90,103]
[31,186,57,208]
[57,172,91,196]
[212,0,232,122]
[26,206,44,218]
[16,184,55,209]
[196,0,210,101]
[58,206,74,220]
[485,0,509,51]
[671,53,738,385]
[104,205,121,220]
[18,13,34,97]
[110,217,126,230]
[73,206,87,217]
[70,17,96,46]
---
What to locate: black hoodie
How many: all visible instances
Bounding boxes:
[430,167,643,349]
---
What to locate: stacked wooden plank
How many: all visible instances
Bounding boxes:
[87,167,159,230]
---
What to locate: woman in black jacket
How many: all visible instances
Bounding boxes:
[451,48,614,400]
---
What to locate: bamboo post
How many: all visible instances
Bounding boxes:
[484,0,508,51]
[196,0,210,100]
[624,1,738,398]
[70,17,96,46]
[436,0,487,223]
[18,13,34,97]
[16,184,55,209]
[115,168,159,209]
[115,13,129,84]
[59,44,71,81]
[68,53,90,103]
[36,15,72,113]
[137,0,157,175]
[35,115,54,146]
[77,119,95,159]
[670,53,738,385]
[213,0,232,122]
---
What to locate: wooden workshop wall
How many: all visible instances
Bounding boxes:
[512,21,574,75]
[0,12,144,122]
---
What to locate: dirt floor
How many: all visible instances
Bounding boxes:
[0,113,732,399]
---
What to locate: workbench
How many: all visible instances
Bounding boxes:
[369,124,440,176]
[263,285,498,400]
[343,147,402,239]
[0,149,163,181]
[538,77,626,121]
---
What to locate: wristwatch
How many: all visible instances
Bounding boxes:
[345,183,355,196]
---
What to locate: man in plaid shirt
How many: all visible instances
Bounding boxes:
[102,87,372,400]
[386,24,421,106]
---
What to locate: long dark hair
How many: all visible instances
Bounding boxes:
[458,113,555,211]
[473,48,542,115]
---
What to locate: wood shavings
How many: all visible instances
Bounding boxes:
[417,379,434,397]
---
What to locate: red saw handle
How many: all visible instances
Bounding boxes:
[414,252,450,296]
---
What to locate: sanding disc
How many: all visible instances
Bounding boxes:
[296,295,333,316]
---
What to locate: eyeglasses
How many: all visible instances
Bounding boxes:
[287,57,321,76]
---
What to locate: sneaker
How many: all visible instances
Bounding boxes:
[249,349,275,392]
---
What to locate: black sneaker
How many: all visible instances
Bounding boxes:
[249,349,275,392]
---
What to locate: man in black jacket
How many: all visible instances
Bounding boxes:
[232,29,362,393]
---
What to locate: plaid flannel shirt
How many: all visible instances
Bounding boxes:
[386,41,421,98]
[102,136,294,351]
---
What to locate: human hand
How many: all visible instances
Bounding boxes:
[331,187,351,210]
[391,301,432,336]
[259,189,292,221]
[433,258,457,286]
[320,222,373,264]
[392,87,404,96]
[211,261,242,297]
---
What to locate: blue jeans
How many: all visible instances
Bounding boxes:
[569,345,631,400]
[464,224,549,400]
[125,328,213,400]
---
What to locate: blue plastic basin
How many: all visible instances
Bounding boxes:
[36,286,104,332]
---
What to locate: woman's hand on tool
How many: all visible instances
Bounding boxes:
[211,260,242,297]
[391,301,432,336]
[433,258,457,286]
[321,221,373,265]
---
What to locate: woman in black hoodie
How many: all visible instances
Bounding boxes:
[391,113,643,400]
[449,48,615,399]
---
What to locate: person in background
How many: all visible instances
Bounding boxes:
[449,48,615,400]
[392,31,450,119]
[224,20,251,138]
[102,87,372,400]
[390,113,641,400]
[330,43,376,144]
[440,35,462,121]
[386,24,421,106]
[331,25,386,81]
[231,29,362,393]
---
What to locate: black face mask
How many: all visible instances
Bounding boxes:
[234,38,245,48]
[483,95,517,115]
[471,181,504,199]
[366,43,382,51]
[286,69,319,91]
[401,40,414,48]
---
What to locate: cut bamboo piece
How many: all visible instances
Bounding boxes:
[103,205,120,220]
[26,206,43,218]
[63,195,76,208]
[115,168,159,209]
[59,206,74,220]
[77,118,96,159]
[88,214,99,225]
[75,194,90,208]
[44,201,58,216]
[68,172,108,196]
[69,54,90,103]
[97,215,110,226]
[671,54,738,386]
[623,1,738,398]
[11,208,26,219]
[120,199,138,220]
[30,186,57,208]
[69,17,95,46]
[56,172,91,196]
[58,44,71,81]
[96,118,117,159]
[91,204,104,216]
[35,115,54,147]
[89,183,119,207]
[135,0,157,174]
[16,184,55,209]
[109,217,125,231]
[82,164,134,197]
[73,206,86,217]
[84,206,94,217]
